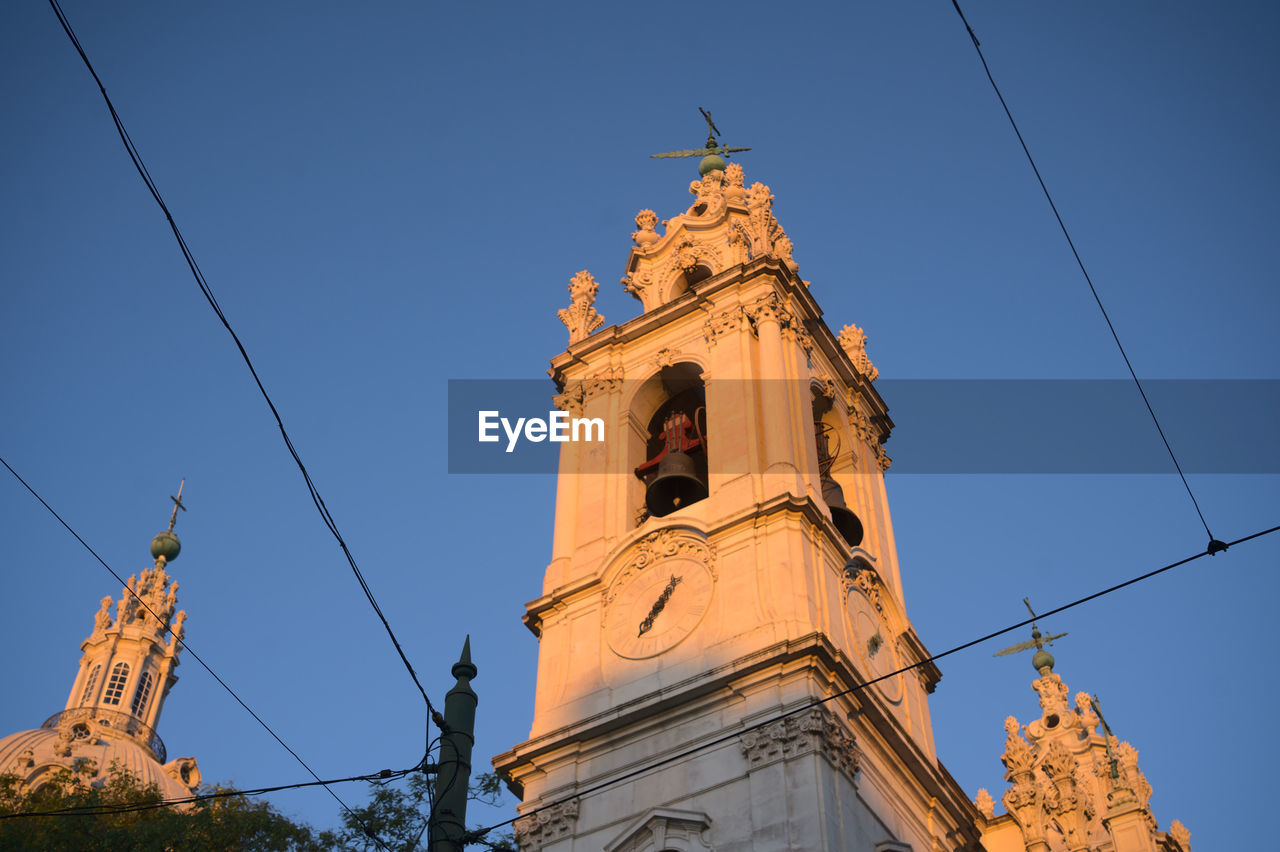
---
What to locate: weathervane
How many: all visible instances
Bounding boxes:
[167,478,187,534]
[650,107,752,162]
[993,597,1067,667]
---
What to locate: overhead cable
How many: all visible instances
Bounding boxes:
[947,0,1219,548]
[43,0,444,731]
[0,764,418,821]
[469,523,1276,839]
[0,456,391,851]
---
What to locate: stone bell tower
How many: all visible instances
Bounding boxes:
[494,147,981,850]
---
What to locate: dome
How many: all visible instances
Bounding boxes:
[0,725,198,800]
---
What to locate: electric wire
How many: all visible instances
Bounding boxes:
[43,0,444,733]
[0,456,391,851]
[467,523,1277,840]
[0,765,418,821]
[947,0,1217,545]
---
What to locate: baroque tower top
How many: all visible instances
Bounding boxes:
[0,486,201,799]
[977,646,1191,852]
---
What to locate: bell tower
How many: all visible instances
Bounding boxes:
[494,145,981,851]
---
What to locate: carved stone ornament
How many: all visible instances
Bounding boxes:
[841,561,884,613]
[1040,740,1093,851]
[975,788,995,819]
[723,162,746,204]
[702,306,743,346]
[514,799,580,852]
[670,240,723,280]
[1002,777,1044,844]
[621,268,655,304]
[605,528,715,605]
[739,706,860,783]
[1073,692,1099,736]
[687,171,727,219]
[1001,716,1035,777]
[92,596,113,634]
[1168,819,1191,850]
[553,367,625,416]
[743,181,796,268]
[631,209,661,248]
[604,808,715,852]
[654,348,680,368]
[874,444,892,473]
[848,404,874,447]
[1031,670,1071,718]
[558,270,606,345]
[837,324,879,382]
[745,292,792,330]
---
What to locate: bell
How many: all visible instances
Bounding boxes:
[645,451,708,517]
[821,475,864,547]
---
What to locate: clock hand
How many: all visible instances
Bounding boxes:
[637,574,683,637]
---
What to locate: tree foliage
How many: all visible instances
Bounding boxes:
[0,766,516,851]
[330,771,515,852]
[0,764,330,851]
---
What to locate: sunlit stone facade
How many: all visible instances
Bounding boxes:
[493,159,979,851]
[493,158,1192,852]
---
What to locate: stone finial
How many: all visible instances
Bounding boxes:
[975,788,995,818]
[837,324,879,382]
[1001,716,1035,776]
[724,162,746,204]
[1074,692,1099,735]
[1168,819,1191,850]
[558,270,605,345]
[631,209,661,247]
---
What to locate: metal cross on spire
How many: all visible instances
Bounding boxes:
[1091,692,1121,780]
[167,478,186,533]
[650,106,752,161]
[993,597,1068,659]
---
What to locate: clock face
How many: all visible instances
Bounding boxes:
[606,556,714,659]
[847,590,904,704]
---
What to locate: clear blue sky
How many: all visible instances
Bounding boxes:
[2,1,1277,846]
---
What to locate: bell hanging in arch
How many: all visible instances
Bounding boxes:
[821,475,864,547]
[645,451,708,517]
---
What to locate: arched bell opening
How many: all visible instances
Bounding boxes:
[667,264,712,302]
[630,363,709,522]
[812,388,863,548]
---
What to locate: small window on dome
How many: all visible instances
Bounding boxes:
[80,664,102,706]
[103,662,130,706]
[131,671,154,716]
